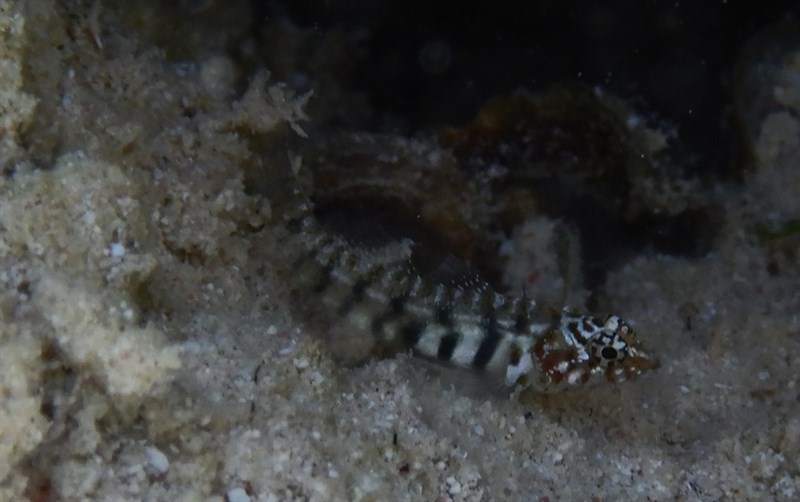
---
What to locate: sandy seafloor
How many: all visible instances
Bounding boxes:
[1,2,800,501]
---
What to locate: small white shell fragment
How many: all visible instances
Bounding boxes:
[446,476,462,495]
[226,487,250,502]
[145,446,169,474]
[109,242,126,257]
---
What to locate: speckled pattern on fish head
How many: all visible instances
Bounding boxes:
[524,309,657,390]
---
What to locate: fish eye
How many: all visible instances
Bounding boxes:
[601,346,619,360]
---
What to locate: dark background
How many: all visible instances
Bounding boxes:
[253,0,799,178]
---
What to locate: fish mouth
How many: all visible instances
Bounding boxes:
[630,351,660,372]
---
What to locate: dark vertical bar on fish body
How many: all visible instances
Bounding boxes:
[437,332,460,361]
[473,315,502,369]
